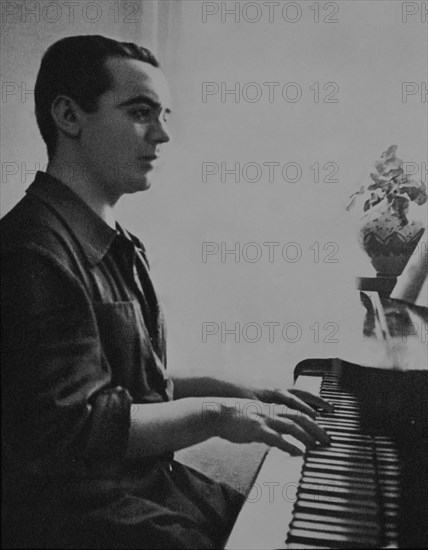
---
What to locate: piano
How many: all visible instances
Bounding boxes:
[226,237,428,549]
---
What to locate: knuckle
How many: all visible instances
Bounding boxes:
[300,413,312,423]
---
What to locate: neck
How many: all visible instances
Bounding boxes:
[47,156,117,229]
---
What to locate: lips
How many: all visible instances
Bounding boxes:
[140,155,158,161]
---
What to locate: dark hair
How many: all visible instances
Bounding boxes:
[34,35,159,160]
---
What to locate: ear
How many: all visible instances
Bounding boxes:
[50,95,83,139]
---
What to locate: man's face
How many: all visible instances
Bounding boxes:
[79,57,171,199]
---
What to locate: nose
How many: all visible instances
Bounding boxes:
[149,117,170,145]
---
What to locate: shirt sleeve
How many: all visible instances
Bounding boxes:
[1,245,133,472]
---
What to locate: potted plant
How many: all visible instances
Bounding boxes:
[347,145,427,277]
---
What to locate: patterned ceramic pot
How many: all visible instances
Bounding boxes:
[357,198,425,277]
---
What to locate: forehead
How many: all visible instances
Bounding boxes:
[104,57,171,107]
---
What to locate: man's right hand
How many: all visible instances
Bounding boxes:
[127,397,330,459]
[211,398,330,456]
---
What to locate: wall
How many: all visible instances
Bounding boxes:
[1,0,427,387]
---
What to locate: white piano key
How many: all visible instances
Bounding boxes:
[225,451,304,550]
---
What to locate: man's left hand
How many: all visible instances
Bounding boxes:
[242,386,334,419]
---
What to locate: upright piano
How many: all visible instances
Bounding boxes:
[226,247,428,549]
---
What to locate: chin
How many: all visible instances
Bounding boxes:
[140,177,151,191]
[125,175,152,193]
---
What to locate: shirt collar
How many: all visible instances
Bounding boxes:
[27,171,119,266]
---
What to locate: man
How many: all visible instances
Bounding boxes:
[1,35,331,549]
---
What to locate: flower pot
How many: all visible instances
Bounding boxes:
[357,198,425,277]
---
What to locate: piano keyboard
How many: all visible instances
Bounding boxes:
[286,370,400,549]
[225,370,401,550]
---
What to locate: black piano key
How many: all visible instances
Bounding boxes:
[320,403,358,408]
[385,509,399,521]
[291,519,379,537]
[305,455,372,467]
[301,475,377,492]
[301,470,375,486]
[319,400,359,407]
[320,407,359,415]
[377,467,400,478]
[377,457,399,465]
[317,416,362,424]
[379,480,400,490]
[304,461,375,477]
[305,457,375,472]
[287,527,379,547]
[308,453,374,465]
[308,449,373,461]
[317,425,362,432]
[382,501,400,514]
[297,491,378,510]
[320,402,353,411]
[306,450,371,461]
[382,490,400,502]
[316,423,362,433]
[320,389,357,396]
[375,444,398,453]
[295,499,378,518]
[317,413,361,420]
[328,433,372,443]
[320,411,360,418]
[327,447,373,456]
[299,482,376,500]
[324,428,368,437]
[292,512,380,532]
[377,455,400,464]
[320,408,360,415]
[328,441,373,452]
[378,461,400,470]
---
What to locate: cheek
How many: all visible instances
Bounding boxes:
[82,118,148,163]
[106,122,148,148]
[129,123,150,145]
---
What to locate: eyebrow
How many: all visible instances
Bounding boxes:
[117,94,171,113]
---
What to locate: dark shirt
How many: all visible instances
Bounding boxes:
[1,172,242,549]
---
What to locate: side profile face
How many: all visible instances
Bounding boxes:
[78,57,171,200]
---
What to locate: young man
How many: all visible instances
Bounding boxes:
[1,35,331,549]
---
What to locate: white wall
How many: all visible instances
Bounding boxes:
[1,0,427,386]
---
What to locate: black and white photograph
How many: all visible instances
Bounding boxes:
[1,1,427,548]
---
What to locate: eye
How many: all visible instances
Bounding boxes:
[130,107,151,120]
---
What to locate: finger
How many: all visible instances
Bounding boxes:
[284,412,331,446]
[261,427,304,456]
[268,417,316,448]
[288,388,334,413]
[272,392,317,419]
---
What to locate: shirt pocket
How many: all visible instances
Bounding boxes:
[92,301,167,399]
